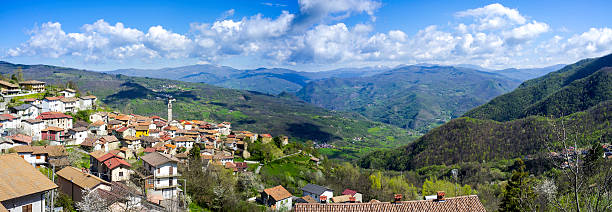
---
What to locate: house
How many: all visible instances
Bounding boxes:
[294,195,317,204]
[90,152,132,182]
[293,195,487,212]
[42,96,64,112]
[0,154,58,212]
[60,97,79,113]
[22,98,42,106]
[113,126,135,139]
[69,127,88,145]
[141,136,161,148]
[302,184,334,203]
[18,80,46,93]
[0,137,15,153]
[22,119,45,141]
[79,95,97,110]
[141,152,180,202]
[173,136,194,149]
[56,166,112,203]
[0,80,20,95]
[134,125,149,137]
[37,111,73,129]
[341,189,363,203]
[4,134,33,153]
[121,136,142,150]
[89,120,108,136]
[11,145,66,168]
[90,112,108,123]
[59,88,77,97]
[41,126,66,142]
[95,182,151,212]
[260,134,273,144]
[0,114,18,130]
[262,185,292,211]
[99,135,121,151]
[10,103,40,120]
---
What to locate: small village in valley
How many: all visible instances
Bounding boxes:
[0,79,489,212]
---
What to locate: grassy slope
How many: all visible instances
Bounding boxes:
[0,61,416,159]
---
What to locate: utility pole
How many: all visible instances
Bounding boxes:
[50,164,55,212]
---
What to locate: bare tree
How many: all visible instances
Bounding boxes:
[76,189,108,212]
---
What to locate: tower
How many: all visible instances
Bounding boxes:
[168,98,176,122]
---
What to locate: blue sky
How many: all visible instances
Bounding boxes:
[1,0,611,71]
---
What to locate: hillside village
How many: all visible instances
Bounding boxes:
[0,79,497,212]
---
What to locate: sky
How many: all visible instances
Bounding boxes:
[1,0,611,72]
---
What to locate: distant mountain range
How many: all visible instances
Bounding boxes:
[358,54,611,170]
[296,66,521,131]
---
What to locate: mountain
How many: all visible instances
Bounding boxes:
[358,54,612,170]
[491,64,566,81]
[464,54,612,122]
[107,65,391,95]
[295,65,521,132]
[0,61,417,160]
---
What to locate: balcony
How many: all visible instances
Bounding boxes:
[154,184,180,189]
[154,173,181,178]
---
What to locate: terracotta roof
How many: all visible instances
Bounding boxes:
[90,120,105,127]
[115,126,129,132]
[42,126,65,131]
[6,134,32,144]
[62,88,76,93]
[151,115,160,119]
[342,189,358,196]
[263,185,292,201]
[43,145,67,157]
[293,195,487,212]
[96,152,124,162]
[144,147,156,153]
[173,136,194,142]
[0,154,58,201]
[103,157,131,170]
[80,95,97,100]
[301,195,317,203]
[37,112,72,119]
[123,135,140,141]
[116,115,130,121]
[89,150,106,159]
[56,166,110,190]
[0,114,16,121]
[44,96,63,101]
[141,152,179,167]
[12,145,34,153]
[101,135,119,143]
[22,98,37,102]
[81,137,97,147]
[261,134,272,138]
[135,125,149,131]
[71,127,88,132]
[331,195,353,203]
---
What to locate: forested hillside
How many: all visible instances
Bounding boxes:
[464,53,612,121]
[296,65,520,132]
[0,61,417,159]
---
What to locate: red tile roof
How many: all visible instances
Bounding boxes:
[37,112,72,119]
[293,195,486,212]
[342,189,358,196]
[103,157,131,170]
[264,185,292,201]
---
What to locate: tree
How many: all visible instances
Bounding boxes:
[15,67,23,82]
[500,159,537,212]
[76,189,108,212]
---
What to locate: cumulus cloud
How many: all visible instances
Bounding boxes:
[6,2,612,69]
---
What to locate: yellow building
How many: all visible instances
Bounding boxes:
[135,125,149,137]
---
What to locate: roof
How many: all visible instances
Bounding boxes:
[11,145,33,153]
[263,185,292,201]
[19,80,45,85]
[293,195,487,212]
[302,184,333,195]
[0,154,58,201]
[42,126,65,131]
[43,145,67,157]
[80,95,97,100]
[0,114,15,121]
[90,120,105,127]
[0,80,18,88]
[261,134,272,138]
[103,157,131,170]
[81,137,97,147]
[37,112,72,119]
[12,145,66,156]
[173,136,194,142]
[301,195,317,203]
[140,136,160,143]
[70,127,88,132]
[135,125,149,131]
[56,166,110,190]
[141,152,179,167]
[44,96,63,101]
[342,189,358,196]
[60,97,79,103]
[101,135,119,143]
[89,150,106,159]
[23,119,43,124]
[12,103,34,111]
[6,134,32,144]
[331,195,353,203]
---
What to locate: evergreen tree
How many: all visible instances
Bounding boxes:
[500,159,537,212]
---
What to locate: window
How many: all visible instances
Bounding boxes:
[36,155,41,159]
[169,177,173,186]
[119,172,123,177]
[22,204,32,212]
[157,179,160,184]
[157,168,160,174]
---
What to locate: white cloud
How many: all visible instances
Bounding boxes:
[6,3,612,70]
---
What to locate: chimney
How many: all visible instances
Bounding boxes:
[394,194,402,203]
[436,191,446,202]
[349,196,356,203]
[320,195,327,203]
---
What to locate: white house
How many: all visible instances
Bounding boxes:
[11,103,40,120]
[0,114,18,131]
[79,95,97,110]
[22,119,45,141]
[0,154,57,212]
[59,88,77,98]
[42,96,64,113]
[69,127,88,145]
[141,152,180,201]
[302,184,334,203]
[172,136,194,149]
[89,120,107,136]
[60,97,79,113]
[89,112,108,123]
[262,185,293,211]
